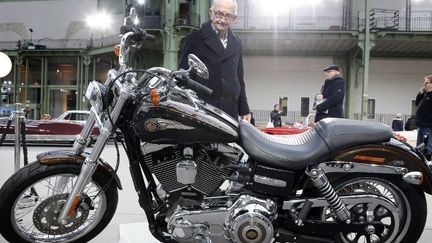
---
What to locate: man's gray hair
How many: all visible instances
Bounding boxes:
[212,0,238,15]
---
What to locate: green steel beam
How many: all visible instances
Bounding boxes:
[86,46,116,56]
[162,0,179,70]
[361,0,371,121]
[76,56,81,110]
[375,31,432,41]
[197,0,211,25]
[44,57,48,114]
[241,50,350,56]
[345,48,360,119]
[15,49,83,56]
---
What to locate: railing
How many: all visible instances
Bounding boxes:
[252,110,304,127]
[0,34,120,50]
[233,16,348,31]
[233,16,432,32]
[252,110,412,128]
[353,113,412,127]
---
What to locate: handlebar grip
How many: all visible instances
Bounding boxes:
[185,78,213,96]
[128,29,155,42]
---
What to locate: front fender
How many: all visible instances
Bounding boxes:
[36,150,122,190]
[334,139,432,194]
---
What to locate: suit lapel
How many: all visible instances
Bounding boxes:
[224,29,238,60]
[201,21,225,57]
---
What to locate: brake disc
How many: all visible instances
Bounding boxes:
[32,193,89,235]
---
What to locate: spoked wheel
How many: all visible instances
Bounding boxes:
[322,176,426,243]
[0,162,118,243]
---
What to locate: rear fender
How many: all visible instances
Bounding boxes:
[36,150,122,190]
[334,139,432,194]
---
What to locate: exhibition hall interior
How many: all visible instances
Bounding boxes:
[1,0,432,243]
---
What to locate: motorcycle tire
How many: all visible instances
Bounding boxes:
[0,161,118,243]
[328,176,426,243]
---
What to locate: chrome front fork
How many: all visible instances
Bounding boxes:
[58,91,131,224]
[73,110,97,154]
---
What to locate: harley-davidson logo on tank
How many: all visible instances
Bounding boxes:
[144,118,194,132]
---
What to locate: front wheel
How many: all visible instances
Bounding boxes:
[0,162,118,243]
[325,176,426,243]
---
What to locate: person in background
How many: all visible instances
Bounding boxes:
[23,106,30,118]
[41,114,50,120]
[404,115,417,131]
[270,104,282,127]
[391,113,404,131]
[178,0,251,122]
[314,64,346,122]
[415,75,432,159]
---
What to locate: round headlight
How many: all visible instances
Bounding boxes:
[85,81,107,113]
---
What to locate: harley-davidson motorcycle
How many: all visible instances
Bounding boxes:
[1,8,432,243]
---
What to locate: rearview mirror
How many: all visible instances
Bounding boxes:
[188,54,209,80]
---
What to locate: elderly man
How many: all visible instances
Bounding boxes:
[314,64,346,122]
[179,0,251,122]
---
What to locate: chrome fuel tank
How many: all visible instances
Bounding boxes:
[133,92,239,144]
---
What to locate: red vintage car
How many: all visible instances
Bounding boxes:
[260,119,412,146]
[0,111,99,145]
[259,126,309,135]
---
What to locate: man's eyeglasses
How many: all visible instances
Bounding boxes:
[211,8,235,21]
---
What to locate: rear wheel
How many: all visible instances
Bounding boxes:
[324,176,426,243]
[0,162,118,243]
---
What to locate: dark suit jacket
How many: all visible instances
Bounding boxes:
[315,75,346,121]
[179,21,250,119]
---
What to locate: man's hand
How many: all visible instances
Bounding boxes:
[420,87,426,94]
[241,113,251,122]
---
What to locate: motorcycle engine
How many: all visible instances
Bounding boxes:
[141,143,239,195]
[167,195,277,243]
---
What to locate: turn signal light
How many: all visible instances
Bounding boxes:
[150,89,160,107]
[403,171,424,185]
[114,44,121,57]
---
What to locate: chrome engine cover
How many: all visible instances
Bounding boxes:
[167,195,277,243]
[141,143,237,195]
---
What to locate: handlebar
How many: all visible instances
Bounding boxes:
[175,72,213,96]
[120,26,155,43]
[184,77,213,96]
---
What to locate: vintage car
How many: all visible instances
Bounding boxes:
[54,110,90,124]
[260,113,313,135]
[259,126,309,135]
[0,111,98,145]
[259,117,416,147]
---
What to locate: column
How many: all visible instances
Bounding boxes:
[81,56,92,110]
[360,0,372,121]
[162,0,180,70]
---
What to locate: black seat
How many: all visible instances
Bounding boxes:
[314,118,393,152]
[239,121,330,170]
[239,118,393,171]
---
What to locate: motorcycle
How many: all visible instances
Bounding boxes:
[1,7,432,243]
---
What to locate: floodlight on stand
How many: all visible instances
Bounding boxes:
[0,52,12,78]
